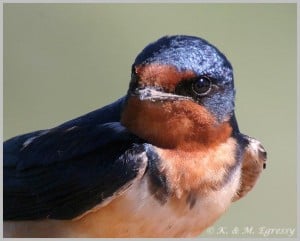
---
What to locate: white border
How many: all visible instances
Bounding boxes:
[1,1,299,240]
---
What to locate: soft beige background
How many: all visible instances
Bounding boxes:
[3,3,297,238]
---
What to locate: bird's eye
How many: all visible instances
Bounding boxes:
[191,77,212,96]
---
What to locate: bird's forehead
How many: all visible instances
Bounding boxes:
[134,35,233,84]
[135,64,196,92]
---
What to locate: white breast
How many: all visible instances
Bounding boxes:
[67,166,241,238]
[117,168,241,237]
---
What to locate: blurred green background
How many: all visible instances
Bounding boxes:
[3,3,297,238]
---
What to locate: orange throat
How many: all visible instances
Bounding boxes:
[121,96,232,150]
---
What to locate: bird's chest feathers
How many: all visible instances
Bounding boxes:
[73,162,240,237]
[153,136,238,199]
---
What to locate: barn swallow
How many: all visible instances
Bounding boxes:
[3,35,267,238]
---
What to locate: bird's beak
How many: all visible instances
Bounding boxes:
[132,86,192,102]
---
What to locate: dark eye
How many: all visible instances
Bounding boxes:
[192,77,212,96]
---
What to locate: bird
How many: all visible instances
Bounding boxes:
[3,35,267,238]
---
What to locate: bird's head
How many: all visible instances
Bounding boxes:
[121,35,236,150]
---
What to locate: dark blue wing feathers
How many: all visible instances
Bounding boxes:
[3,97,148,220]
[4,96,127,169]
[4,130,45,168]
[57,96,126,128]
[16,122,136,171]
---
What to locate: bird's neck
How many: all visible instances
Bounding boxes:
[121,97,232,150]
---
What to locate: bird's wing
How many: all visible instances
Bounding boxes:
[4,120,148,220]
[57,96,126,129]
[4,96,127,168]
[233,134,267,201]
